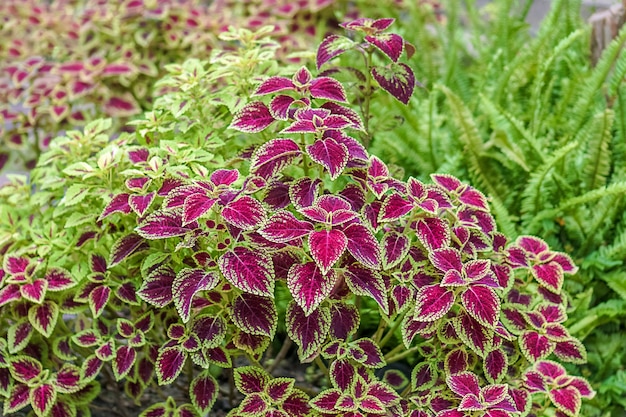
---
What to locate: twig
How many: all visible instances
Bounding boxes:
[268,338,293,374]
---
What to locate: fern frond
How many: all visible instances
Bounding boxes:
[580,109,614,190]
[520,141,579,223]
[527,181,626,234]
[489,194,518,238]
[529,28,587,131]
[601,272,626,301]
[437,84,504,199]
[570,24,626,134]
[612,86,626,175]
[480,93,544,165]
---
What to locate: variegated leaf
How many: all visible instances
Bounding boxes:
[231,294,277,338]
[287,263,336,316]
[286,302,330,361]
[218,247,275,297]
[172,269,219,323]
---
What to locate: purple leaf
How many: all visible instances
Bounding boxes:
[414,285,454,321]
[453,313,494,357]
[10,356,42,383]
[55,364,81,394]
[240,393,268,414]
[182,194,216,225]
[136,211,193,239]
[520,331,555,362]
[553,339,587,364]
[310,389,341,412]
[254,76,295,95]
[210,169,239,186]
[532,263,564,293]
[218,247,275,297]
[484,350,508,384]
[110,233,146,266]
[379,194,414,222]
[288,263,337,315]
[258,211,314,243]
[230,101,274,133]
[28,301,59,337]
[190,371,219,414]
[317,34,354,69]
[156,346,186,385]
[416,217,450,251]
[45,267,76,291]
[21,279,47,304]
[130,192,155,216]
[269,95,296,120]
[138,266,175,307]
[365,33,404,62]
[430,247,463,273]
[113,345,136,380]
[251,139,302,179]
[322,102,364,131]
[234,366,270,395]
[309,230,347,274]
[549,386,581,417]
[445,349,469,375]
[306,137,349,180]
[517,236,549,255]
[290,178,322,208]
[88,286,111,318]
[222,196,266,230]
[104,94,140,117]
[371,63,416,105]
[344,265,388,314]
[99,193,131,220]
[30,383,56,417]
[173,269,219,323]
[459,187,489,211]
[446,371,480,397]
[329,359,355,390]
[192,315,226,348]
[329,302,360,340]
[0,284,21,307]
[286,302,330,360]
[353,338,385,368]
[461,286,500,328]
[382,233,410,270]
[342,223,381,269]
[231,294,278,337]
[309,77,348,102]
[266,378,295,403]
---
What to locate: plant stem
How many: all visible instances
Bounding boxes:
[186,356,194,386]
[268,337,293,374]
[372,317,388,344]
[386,346,419,364]
[301,133,309,176]
[314,356,329,380]
[379,311,406,349]
[362,50,374,148]
[383,343,405,361]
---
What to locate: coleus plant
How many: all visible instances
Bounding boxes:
[0,16,593,417]
[0,0,342,172]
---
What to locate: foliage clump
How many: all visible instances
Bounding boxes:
[0,7,595,417]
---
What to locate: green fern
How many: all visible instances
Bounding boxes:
[520,141,579,223]
[580,109,614,190]
[437,84,504,199]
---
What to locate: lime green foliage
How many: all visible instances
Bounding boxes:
[365,1,626,414]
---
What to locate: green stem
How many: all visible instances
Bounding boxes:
[386,346,419,364]
[383,343,405,361]
[314,356,329,380]
[379,311,406,349]
[301,133,309,177]
[371,317,388,344]
[247,354,263,369]
[362,49,374,148]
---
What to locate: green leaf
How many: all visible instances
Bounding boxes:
[60,184,91,207]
